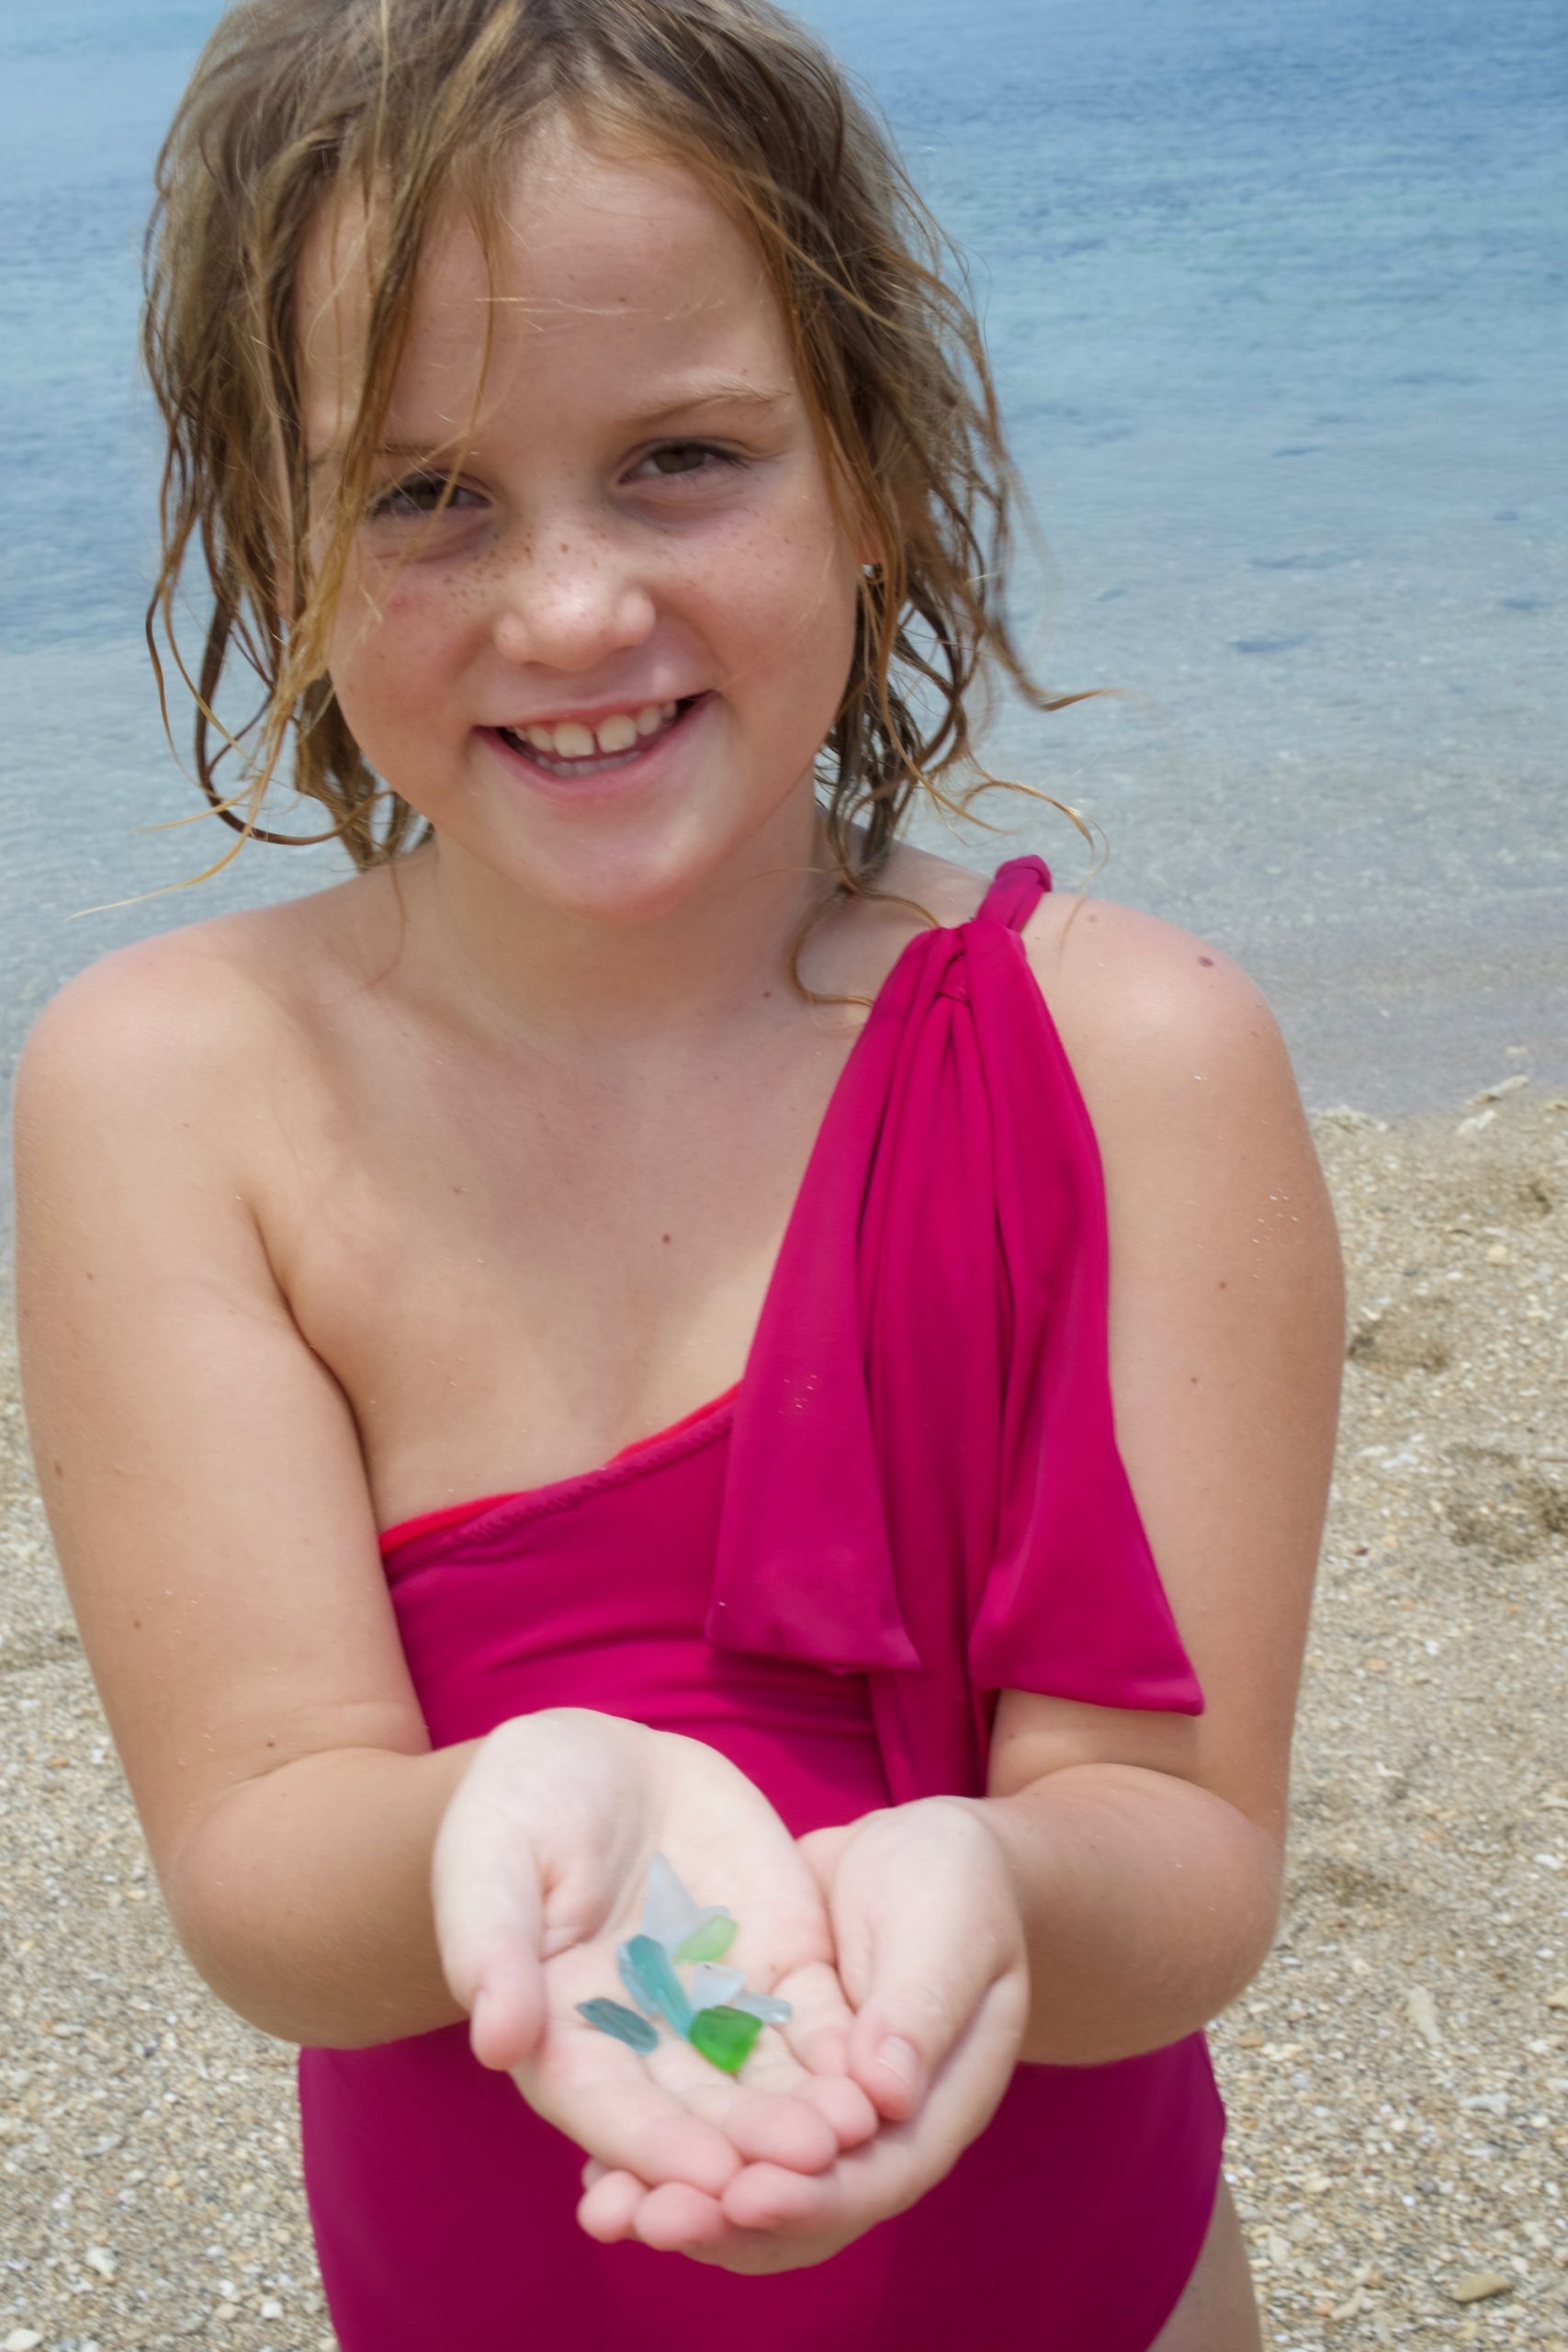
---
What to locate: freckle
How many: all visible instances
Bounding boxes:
[132,1620,141,1631]
[51,1458,62,1476]
[1218,1280,1228,1289]
[1199,956,1214,967]
[661,1233,671,1244]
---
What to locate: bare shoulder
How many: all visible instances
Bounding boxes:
[15,868,389,1158]
[1016,886,1308,1154]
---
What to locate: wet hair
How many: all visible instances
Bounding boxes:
[142,0,1091,967]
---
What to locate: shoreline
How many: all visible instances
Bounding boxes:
[2,1084,1565,2348]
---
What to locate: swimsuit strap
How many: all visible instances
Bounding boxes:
[976,854,1054,933]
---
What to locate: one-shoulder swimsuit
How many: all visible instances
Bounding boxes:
[297,856,1226,2350]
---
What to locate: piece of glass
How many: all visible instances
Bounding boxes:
[687,2005,765,2074]
[576,1997,660,2053]
[729,1990,792,2025]
[618,1933,694,2036]
[673,1913,738,1964]
[642,1851,733,1957]
[686,1962,746,2012]
[616,1942,662,2018]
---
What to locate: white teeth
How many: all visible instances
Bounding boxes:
[507,699,685,763]
[594,712,639,755]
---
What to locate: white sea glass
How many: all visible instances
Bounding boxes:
[686,1962,746,2012]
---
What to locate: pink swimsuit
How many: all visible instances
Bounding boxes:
[298,857,1225,2349]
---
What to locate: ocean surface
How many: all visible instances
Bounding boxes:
[2,0,1564,1216]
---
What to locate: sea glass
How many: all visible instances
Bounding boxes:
[617,1933,694,2036]
[687,2005,764,2074]
[686,1962,746,2012]
[576,1997,660,2053]
[728,1989,793,2026]
[642,1851,733,1956]
[673,1913,738,1964]
[615,1943,662,2019]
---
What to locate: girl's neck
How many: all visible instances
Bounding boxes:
[394,794,844,1064]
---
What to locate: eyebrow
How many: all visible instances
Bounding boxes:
[305,379,791,476]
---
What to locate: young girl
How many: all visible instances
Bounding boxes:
[14,1,1343,2344]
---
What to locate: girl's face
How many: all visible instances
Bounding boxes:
[296,119,868,924]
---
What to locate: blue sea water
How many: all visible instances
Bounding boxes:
[2,0,1564,1182]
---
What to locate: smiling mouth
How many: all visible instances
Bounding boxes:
[494,695,702,778]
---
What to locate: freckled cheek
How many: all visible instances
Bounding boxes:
[328,575,466,746]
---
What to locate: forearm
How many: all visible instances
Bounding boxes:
[165,1741,483,2050]
[961,1763,1283,2066]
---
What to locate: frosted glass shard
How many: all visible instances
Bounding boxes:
[688,2005,764,2074]
[642,1851,703,1951]
[576,1997,660,2053]
[729,1990,792,2025]
[673,1912,737,1965]
[616,1943,661,2019]
[618,1934,694,2036]
[686,1962,745,2012]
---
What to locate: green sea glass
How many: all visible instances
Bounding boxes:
[673,1912,738,1964]
[618,1933,694,2036]
[576,1997,660,2053]
[687,2004,764,2074]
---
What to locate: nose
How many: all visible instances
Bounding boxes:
[489,519,658,673]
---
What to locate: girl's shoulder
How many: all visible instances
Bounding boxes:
[890,845,1313,1235]
[14,869,394,1222]
[20,867,391,1080]
[889,840,1288,1114]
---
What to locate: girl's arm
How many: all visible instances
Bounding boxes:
[14,936,879,2201]
[808,903,1339,2080]
[976,893,1342,2063]
[13,935,483,2049]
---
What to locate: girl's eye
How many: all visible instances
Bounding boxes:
[632,441,740,486]
[366,473,478,524]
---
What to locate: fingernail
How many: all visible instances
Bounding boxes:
[880,2034,919,2085]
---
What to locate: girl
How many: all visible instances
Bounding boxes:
[13,1,1343,2345]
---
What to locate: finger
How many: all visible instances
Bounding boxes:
[521,2032,744,2197]
[792,2069,880,2150]
[712,2089,838,2173]
[628,2177,732,2253]
[576,2165,646,2244]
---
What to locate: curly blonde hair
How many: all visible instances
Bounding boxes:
[142,0,1090,967]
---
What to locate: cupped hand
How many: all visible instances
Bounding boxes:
[431,1708,879,2203]
[574,1795,1031,2272]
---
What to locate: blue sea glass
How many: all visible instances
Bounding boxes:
[576,1997,660,2053]
[618,1933,694,2036]
[686,1962,746,2012]
[616,1942,662,2019]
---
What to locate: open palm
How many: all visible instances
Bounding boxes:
[432,1708,880,2200]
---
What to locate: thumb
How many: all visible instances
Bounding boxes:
[431,1768,549,2073]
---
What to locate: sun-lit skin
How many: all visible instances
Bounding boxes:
[295,116,874,1039]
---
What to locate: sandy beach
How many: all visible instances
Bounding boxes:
[2,1081,1564,2351]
